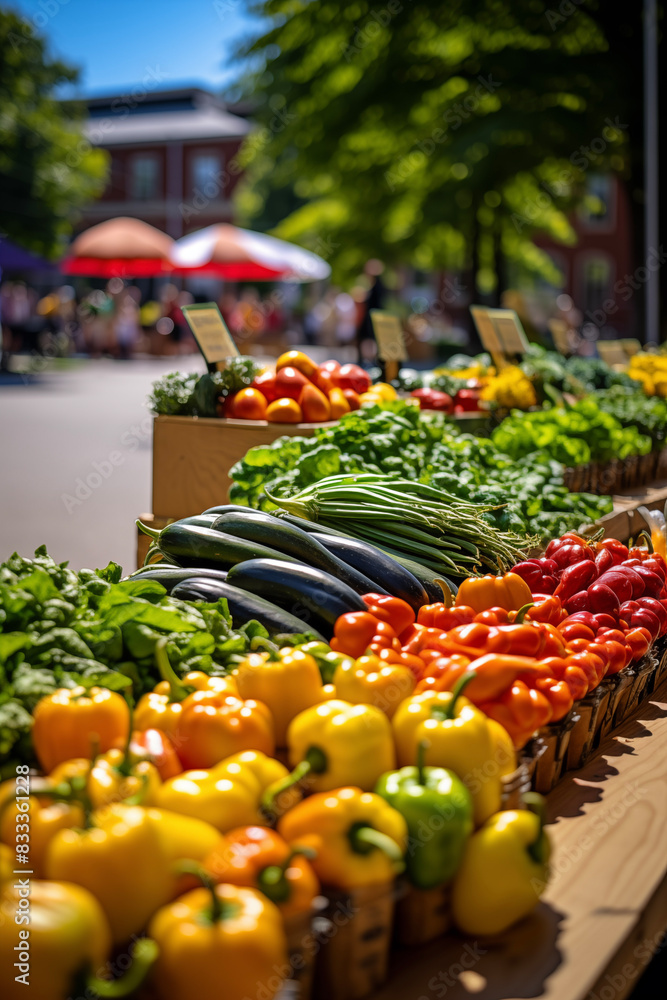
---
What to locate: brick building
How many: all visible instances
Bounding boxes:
[79,87,251,240]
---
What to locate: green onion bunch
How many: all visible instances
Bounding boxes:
[266,473,533,578]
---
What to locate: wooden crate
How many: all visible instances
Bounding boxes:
[152,415,334,519]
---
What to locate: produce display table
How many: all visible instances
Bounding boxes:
[599,479,667,541]
[374,678,667,1000]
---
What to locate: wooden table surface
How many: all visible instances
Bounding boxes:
[375,680,667,1000]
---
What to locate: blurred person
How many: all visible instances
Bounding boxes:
[160,283,187,353]
[218,289,238,331]
[113,288,141,359]
[176,290,195,354]
[356,260,385,363]
[334,291,356,345]
[79,289,112,357]
[229,288,266,344]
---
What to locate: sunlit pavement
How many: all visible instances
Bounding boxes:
[0,357,203,574]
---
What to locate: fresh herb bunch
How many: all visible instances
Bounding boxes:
[229,401,612,540]
[148,357,262,417]
[0,546,291,768]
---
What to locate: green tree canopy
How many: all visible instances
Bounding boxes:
[0,9,108,259]
[234,0,635,290]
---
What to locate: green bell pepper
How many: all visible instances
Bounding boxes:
[374,743,473,889]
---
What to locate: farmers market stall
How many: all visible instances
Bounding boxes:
[3,343,667,1000]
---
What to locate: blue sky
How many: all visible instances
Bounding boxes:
[8,0,259,95]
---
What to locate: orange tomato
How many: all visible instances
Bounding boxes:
[342,388,361,411]
[329,387,350,419]
[276,351,319,380]
[266,397,303,423]
[232,387,268,420]
[314,366,337,395]
[299,383,331,422]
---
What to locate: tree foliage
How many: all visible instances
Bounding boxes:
[0,9,108,259]
[234,0,634,288]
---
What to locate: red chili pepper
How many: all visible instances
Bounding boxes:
[586,582,621,616]
[361,593,415,636]
[554,559,598,602]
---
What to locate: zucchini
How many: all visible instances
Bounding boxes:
[212,510,387,596]
[129,566,229,591]
[308,531,427,611]
[170,577,324,639]
[375,548,458,604]
[227,558,366,637]
[277,513,456,603]
[157,523,302,571]
[203,504,258,516]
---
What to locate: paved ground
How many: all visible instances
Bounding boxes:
[0,357,202,574]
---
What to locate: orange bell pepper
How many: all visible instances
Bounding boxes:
[129,728,183,780]
[375,646,425,674]
[361,594,415,636]
[533,678,573,721]
[175,691,274,769]
[333,653,415,718]
[417,604,476,629]
[517,596,565,626]
[456,573,533,614]
[205,826,319,920]
[473,607,512,625]
[32,686,129,773]
[134,638,237,739]
[478,680,553,749]
[331,612,381,658]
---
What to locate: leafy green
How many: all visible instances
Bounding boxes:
[0,547,310,764]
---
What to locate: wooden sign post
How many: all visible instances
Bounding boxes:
[181,302,240,371]
[369,310,407,382]
[470,306,530,368]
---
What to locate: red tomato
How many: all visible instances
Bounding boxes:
[251,371,279,402]
[274,366,309,400]
[332,363,371,395]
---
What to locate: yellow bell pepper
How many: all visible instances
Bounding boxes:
[0,879,158,1000]
[0,780,84,878]
[32,686,130,773]
[234,648,326,745]
[278,786,407,890]
[154,750,300,832]
[487,718,518,778]
[451,793,551,935]
[456,571,533,614]
[48,736,162,810]
[392,675,502,826]
[148,869,287,1000]
[333,653,415,718]
[264,700,395,811]
[45,803,219,943]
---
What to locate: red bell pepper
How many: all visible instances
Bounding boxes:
[635,596,667,634]
[586,582,621,616]
[594,548,615,575]
[595,538,629,565]
[554,560,598,602]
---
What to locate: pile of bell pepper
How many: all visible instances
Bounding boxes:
[1,607,557,1000]
[330,561,661,749]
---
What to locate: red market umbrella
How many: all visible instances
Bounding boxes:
[61,218,176,278]
[169,224,331,282]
